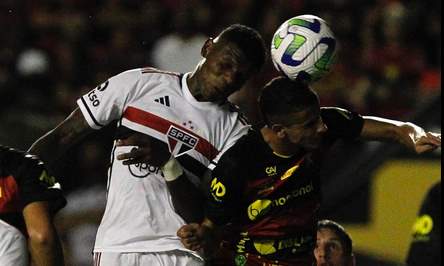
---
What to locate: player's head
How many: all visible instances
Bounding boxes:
[315,219,355,266]
[258,76,327,151]
[195,24,266,102]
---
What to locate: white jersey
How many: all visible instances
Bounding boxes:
[77,68,250,256]
[0,219,28,266]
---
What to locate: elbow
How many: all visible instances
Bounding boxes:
[28,227,57,246]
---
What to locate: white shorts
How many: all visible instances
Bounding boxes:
[0,220,28,266]
[93,250,204,266]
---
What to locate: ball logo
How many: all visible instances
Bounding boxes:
[167,125,199,157]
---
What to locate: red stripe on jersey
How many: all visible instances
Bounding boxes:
[123,106,220,161]
[0,175,21,213]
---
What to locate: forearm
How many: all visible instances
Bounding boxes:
[162,158,205,223]
[24,202,64,266]
[167,176,205,223]
[361,116,440,153]
[28,228,64,266]
[28,108,92,166]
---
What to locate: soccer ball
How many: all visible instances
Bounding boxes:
[271,14,337,82]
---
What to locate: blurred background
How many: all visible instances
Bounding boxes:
[0,0,440,265]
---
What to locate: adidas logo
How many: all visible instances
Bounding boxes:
[154,96,170,107]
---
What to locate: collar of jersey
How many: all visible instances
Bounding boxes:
[181,72,219,109]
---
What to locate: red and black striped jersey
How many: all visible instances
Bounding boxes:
[205,107,364,264]
[0,145,66,231]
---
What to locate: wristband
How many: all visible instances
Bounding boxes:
[161,157,184,182]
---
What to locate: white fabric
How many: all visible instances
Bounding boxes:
[94,250,204,266]
[0,220,28,266]
[77,68,249,258]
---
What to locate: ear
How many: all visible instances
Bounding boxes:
[201,37,213,57]
[271,124,286,139]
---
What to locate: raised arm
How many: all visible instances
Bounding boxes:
[28,107,94,166]
[360,116,441,154]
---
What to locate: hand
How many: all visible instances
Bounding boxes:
[177,223,209,251]
[402,123,441,154]
[115,132,171,167]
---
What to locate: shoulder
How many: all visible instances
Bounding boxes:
[219,101,249,124]
[216,130,259,168]
[111,67,181,85]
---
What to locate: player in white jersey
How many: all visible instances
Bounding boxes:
[0,219,27,266]
[29,24,267,266]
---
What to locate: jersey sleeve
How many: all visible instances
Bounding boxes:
[0,146,66,213]
[321,107,364,140]
[76,69,143,129]
[205,147,244,226]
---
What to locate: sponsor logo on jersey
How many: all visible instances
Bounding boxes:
[280,163,301,180]
[167,125,199,157]
[253,235,313,255]
[265,166,277,176]
[154,96,170,107]
[412,214,433,241]
[96,80,109,92]
[210,177,226,202]
[128,162,162,178]
[247,182,314,221]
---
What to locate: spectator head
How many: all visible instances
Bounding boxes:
[315,219,355,266]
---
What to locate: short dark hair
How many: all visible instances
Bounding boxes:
[219,24,267,72]
[317,219,353,256]
[258,76,319,126]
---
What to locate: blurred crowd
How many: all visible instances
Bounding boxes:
[0,1,441,265]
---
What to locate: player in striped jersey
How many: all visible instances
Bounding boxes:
[0,145,66,266]
[29,24,266,266]
[177,76,441,265]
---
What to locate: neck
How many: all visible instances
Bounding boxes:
[260,127,303,158]
[187,69,206,101]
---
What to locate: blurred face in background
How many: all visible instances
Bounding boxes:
[314,227,354,266]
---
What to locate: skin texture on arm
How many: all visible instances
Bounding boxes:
[28,107,94,166]
[360,116,441,154]
[23,201,64,266]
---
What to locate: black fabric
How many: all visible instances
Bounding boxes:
[0,145,67,218]
[204,107,364,263]
[406,182,441,266]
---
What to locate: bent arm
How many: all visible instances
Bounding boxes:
[360,116,441,154]
[28,107,93,166]
[23,201,64,266]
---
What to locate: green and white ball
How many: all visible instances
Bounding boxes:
[271,14,337,82]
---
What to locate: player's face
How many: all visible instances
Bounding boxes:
[199,38,253,102]
[314,228,349,266]
[283,107,327,151]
